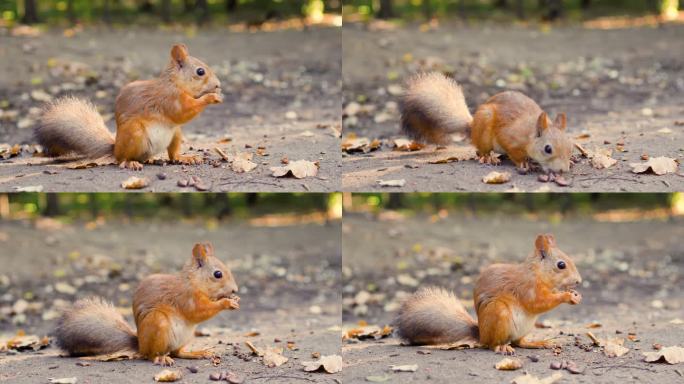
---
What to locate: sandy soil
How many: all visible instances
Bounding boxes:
[0,219,342,383]
[0,27,341,192]
[342,23,684,192]
[341,213,684,383]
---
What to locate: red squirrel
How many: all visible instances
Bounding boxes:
[400,72,572,174]
[36,44,223,170]
[54,243,239,366]
[395,234,582,354]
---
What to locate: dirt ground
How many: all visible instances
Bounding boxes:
[342,23,684,192]
[0,219,342,383]
[341,213,684,383]
[0,27,341,192]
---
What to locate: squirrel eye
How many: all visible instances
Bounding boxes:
[213,270,223,279]
[544,144,553,155]
[557,261,566,270]
[196,68,205,76]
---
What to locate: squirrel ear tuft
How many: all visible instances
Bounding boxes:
[534,234,554,259]
[171,44,189,67]
[554,113,567,130]
[192,242,209,268]
[536,112,549,137]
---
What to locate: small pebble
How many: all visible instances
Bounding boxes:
[538,174,550,182]
[187,366,198,374]
[550,361,562,370]
[528,355,539,362]
[157,173,167,180]
[209,372,222,381]
[177,179,188,187]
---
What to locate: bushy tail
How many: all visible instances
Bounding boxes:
[54,297,138,356]
[35,96,115,158]
[395,287,478,345]
[400,72,473,145]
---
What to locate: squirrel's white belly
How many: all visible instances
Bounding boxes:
[509,307,537,341]
[168,316,196,351]
[146,123,176,156]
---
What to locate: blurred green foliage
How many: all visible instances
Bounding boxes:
[343,0,675,22]
[349,193,678,216]
[1,0,341,26]
[2,193,337,220]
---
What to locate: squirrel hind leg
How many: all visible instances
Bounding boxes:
[172,347,214,360]
[513,337,556,349]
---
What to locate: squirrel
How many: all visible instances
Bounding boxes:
[54,243,239,366]
[35,44,223,170]
[400,72,572,174]
[395,234,582,355]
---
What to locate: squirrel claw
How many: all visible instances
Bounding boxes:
[153,355,175,366]
[494,345,516,355]
[119,160,143,171]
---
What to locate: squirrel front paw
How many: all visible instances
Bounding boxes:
[202,92,223,104]
[153,355,175,366]
[567,290,582,305]
[220,297,240,310]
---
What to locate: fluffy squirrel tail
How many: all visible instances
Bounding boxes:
[400,72,473,145]
[394,287,479,345]
[54,297,138,356]
[35,96,115,158]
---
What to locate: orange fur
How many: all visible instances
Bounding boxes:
[54,243,239,366]
[36,44,222,170]
[396,234,582,354]
[400,72,573,173]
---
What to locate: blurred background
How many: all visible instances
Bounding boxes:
[343,0,680,23]
[1,0,342,27]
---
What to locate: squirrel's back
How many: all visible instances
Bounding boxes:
[54,297,137,356]
[395,287,478,345]
[35,97,114,158]
[400,72,473,145]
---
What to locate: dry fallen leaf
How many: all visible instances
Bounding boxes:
[245,341,263,356]
[392,138,424,152]
[377,179,405,187]
[591,152,617,169]
[121,176,149,190]
[482,171,511,184]
[603,338,629,358]
[48,379,78,384]
[271,160,319,179]
[154,369,182,382]
[262,347,288,367]
[511,372,563,384]
[301,355,343,373]
[80,351,138,361]
[630,157,679,175]
[344,325,392,340]
[341,136,381,153]
[231,157,257,173]
[495,357,523,370]
[390,364,418,372]
[426,146,477,164]
[67,155,116,169]
[643,346,684,364]
[5,333,50,351]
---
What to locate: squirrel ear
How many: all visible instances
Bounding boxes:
[534,234,553,259]
[536,112,549,137]
[192,243,209,268]
[554,113,567,131]
[171,44,189,67]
